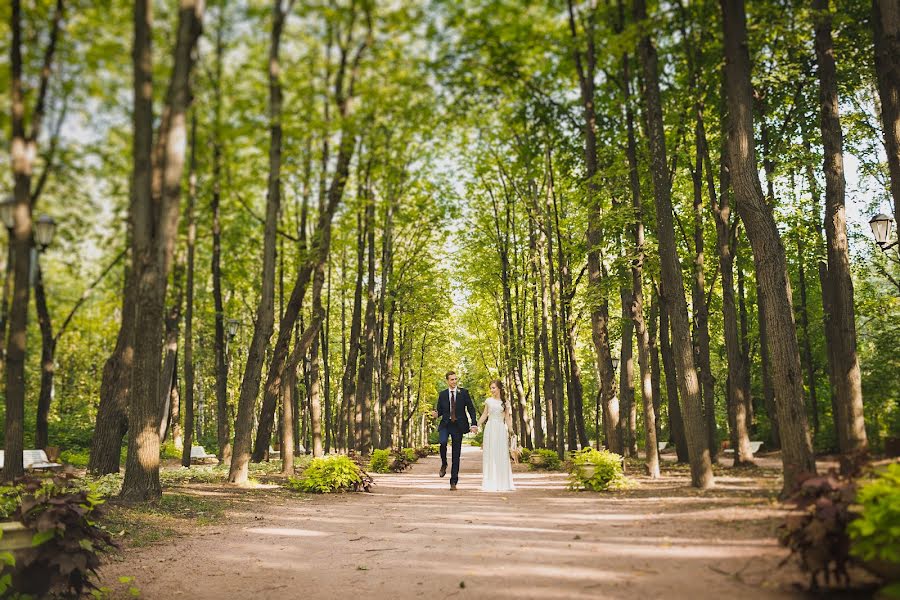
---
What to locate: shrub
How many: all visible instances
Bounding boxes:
[778,471,856,590]
[389,450,414,473]
[529,449,561,471]
[287,455,373,493]
[519,447,532,463]
[414,446,431,458]
[567,448,626,491]
[59,448,90,468]
[369,449,392,474]
[77,472,124,498]
[4,474,118,597]
[0,484,23,519]
[160,441,181,460]
[428,443,441,455]
[400,448,418,463]
[849,463,900,567]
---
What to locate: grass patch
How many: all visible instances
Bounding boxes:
[102,492,226,548]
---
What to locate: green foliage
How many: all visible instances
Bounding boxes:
[0,485,23,520]
[159,441,181,460]
[369,449,392,474]
[6,474,118,598]
[519,447,532,463]
[400,448,418,463]
[286,456,373,493]
[428,444,441,455]
[77,473,124,499]
[413,446,432,458]
[849,463,900,566]
[529,449,561,471]
[567,448,627,492]
[59,448,90,468]
[778,471,856,590]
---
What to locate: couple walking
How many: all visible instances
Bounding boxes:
[431,371,516,492]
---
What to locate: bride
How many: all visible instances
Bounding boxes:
[477,379,516,492]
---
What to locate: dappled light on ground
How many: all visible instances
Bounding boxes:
[101,446,815,599]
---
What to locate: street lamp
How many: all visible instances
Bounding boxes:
[869,213,897,252]
[611,356,620,372]
[226,318,240,341]
[34,214,57,250]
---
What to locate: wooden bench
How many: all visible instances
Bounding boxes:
[189,445,218,464]
[723,441,764,455]
[0,449,62,470]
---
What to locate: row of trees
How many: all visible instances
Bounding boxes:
[1,0,897,499]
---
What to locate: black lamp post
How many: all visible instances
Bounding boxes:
[34,214,57,250]
[611,356,620,372]
[869,213,897,253]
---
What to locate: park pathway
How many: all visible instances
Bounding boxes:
[101,446,806,599]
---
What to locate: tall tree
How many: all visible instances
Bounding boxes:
[813,0,868,462]
[720,0,816,493]
[873,0,900,244]
[121,0,204,501]
[635,0,713,488]
[228,0,294,482]
[5,0,65,481]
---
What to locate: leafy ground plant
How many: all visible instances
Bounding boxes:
[848,463,900,576]
[529,449,561,471]
[5,474,118,598]
[287,455,373,493]
[369,449,392,474]
[567,448,627,491]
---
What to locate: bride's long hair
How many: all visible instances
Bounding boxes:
[490,379,507,412]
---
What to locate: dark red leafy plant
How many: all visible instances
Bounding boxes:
[777,470,857,590]
[8,474,118,598]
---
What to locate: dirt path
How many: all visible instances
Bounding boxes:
[100,446,810,599]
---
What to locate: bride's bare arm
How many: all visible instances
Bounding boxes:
[478,404,489,428]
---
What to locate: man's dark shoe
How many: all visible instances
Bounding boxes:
[450,484,457,490]
[440,464,447,477]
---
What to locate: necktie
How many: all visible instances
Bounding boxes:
[450,390,457,422]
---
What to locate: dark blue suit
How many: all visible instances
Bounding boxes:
[436,387,477,486]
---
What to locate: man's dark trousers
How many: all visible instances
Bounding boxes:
[439,421,465,486]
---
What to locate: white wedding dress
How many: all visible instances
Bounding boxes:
[481,398,516,492]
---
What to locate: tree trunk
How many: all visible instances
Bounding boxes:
[121,0,203,502]
[648,292,663,442]
[323,261,333,453]
[33,259,55,451]
[308,333,324,457]
[566,0,620,455]
[229,0,291,481]
[181,115,197,467]
[659,292,688,463]
[528,215,544,448]
[357,183,377,453]
[5,0,64,481]
[636,0,712,488]
[378,193,396,450]
[622,48,659,475]
[707,137,754,465]
[796,231,820,441]
[690,123,717,463]
[814,0,867,462]
[210,8,230,463]
[343,207,365,451]
[619,288,636,457]
[720,0,816,493]
[873,0,900,249]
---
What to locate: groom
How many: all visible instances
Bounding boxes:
[431,371,478,490]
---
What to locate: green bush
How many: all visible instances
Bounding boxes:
[369,449,392,474]
[529,449,561,470]
[414,446,431,458]
[428,443,440,455]
[59,448,90,468]
[519,447,532,463]
[849,463,900,566]
[0,484,23,519]
[567,448,626,491]
[287,455,373,493]
[400,448,418,463]
[78,473,124,498]
[160,441,181,460]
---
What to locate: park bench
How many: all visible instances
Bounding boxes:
[0,449,62,470]
[189,445,218,464]
[723,440,764,455]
